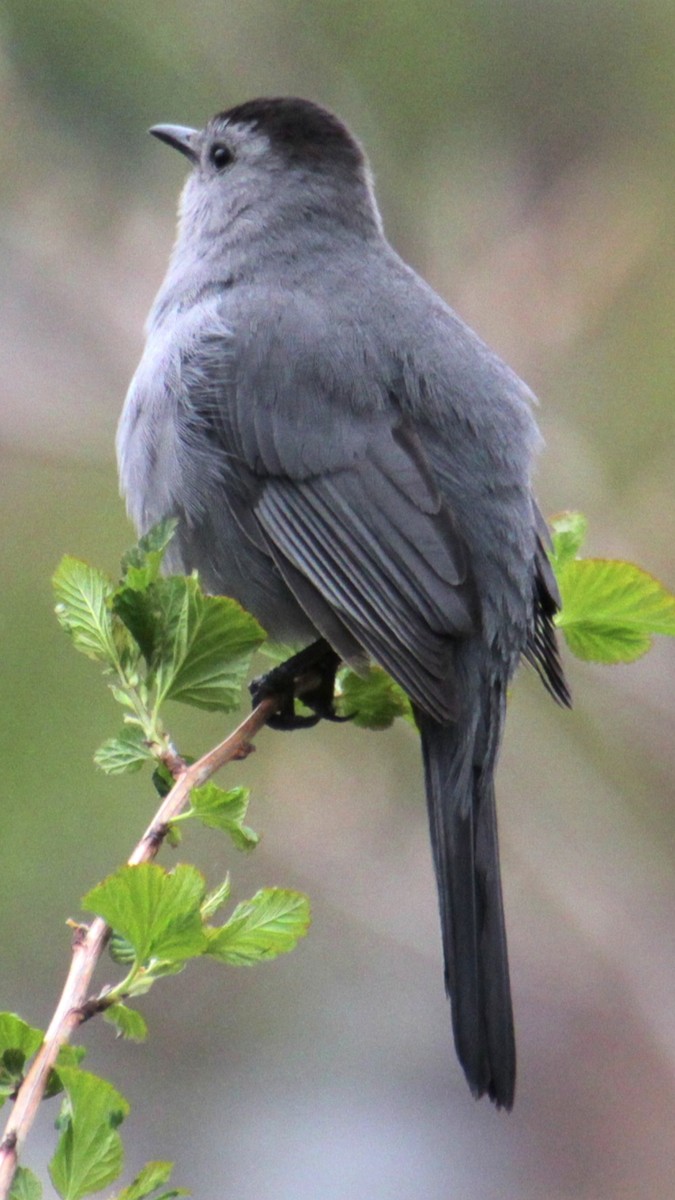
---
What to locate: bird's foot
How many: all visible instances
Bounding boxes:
[250,638,351,730]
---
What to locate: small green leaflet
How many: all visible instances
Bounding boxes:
[551,512,675,663]
[200,876,231,921]
[188,784,259,850]
[49,1068,130,1200]
[53,559,120,666]
[120,519,178,592]
[336,665,412,729]
[83,864,207,967]
[114,1160,189,1200]
[8,1167,42,1200]
[549,510,588,570]
[103,1004,149,1042]
[206,888,311,966]
[94,728,154,775]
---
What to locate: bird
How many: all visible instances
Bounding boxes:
[117,96,571,1109]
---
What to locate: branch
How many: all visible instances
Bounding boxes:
[0,695,279,1199]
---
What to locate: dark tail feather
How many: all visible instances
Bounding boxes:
[417,706,516,1109]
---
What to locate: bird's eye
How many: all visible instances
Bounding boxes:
[209,142,234,171]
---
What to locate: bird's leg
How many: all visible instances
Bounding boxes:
[249,638,350,730]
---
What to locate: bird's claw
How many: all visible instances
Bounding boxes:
[249,639,352,730]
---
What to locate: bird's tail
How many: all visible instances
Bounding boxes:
[417,692,516,1109]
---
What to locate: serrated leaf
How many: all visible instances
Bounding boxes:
[150,577,266,711]
[556,558,675,663]
[120,519,178,592]
[94,729,154,775]
[9,1167,42,1200]
[189,784,258,850]
[201,876,231,921]
[336,666,412,729]
[550,511,589,569]
[103,1004,148,1042]
[53,558,119,665]
[49,1068,129,1200]
[206,889,311,966]
[83,865,207,966]
[124,518,178,566]
[113,576,265,709]
[114,1161,186,1200]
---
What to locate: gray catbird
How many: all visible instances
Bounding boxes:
[117,97,570,1109]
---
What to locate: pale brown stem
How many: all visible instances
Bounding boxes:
[0,695,279,1198]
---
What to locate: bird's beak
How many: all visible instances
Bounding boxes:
[149,124,200,164]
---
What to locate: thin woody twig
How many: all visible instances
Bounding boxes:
[0,694,279,1199]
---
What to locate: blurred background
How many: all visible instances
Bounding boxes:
[2,2,675,1197]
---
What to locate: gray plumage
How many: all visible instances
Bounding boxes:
[117,97,570,1109]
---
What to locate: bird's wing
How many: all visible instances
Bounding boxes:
[523,506,572,707]
[255,422,476,720]
[179,304,478,721]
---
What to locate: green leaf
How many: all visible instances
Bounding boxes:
[53,558,119,665]
[83,864,207,966]
[114,1161,189,1200]
[189,784,259,850]
[113,576,265,708]
[120,519,178,592]
[0,1014,43,1104]
[556,558,675,663]
[151,577,266,711]
[109,686,139,711]
[112,588,159,664]
[165,822,183,849]
[201,876,231,921]
[0,1014,43,1062]
[94,728,154,775]
[336,666,412,729]
[45,1045,88,1099]
[151,763,176,799]
[550,511,589,569]
[206,888,311,966]
[103,1004,148,1042]
[56,1045,87,1070]
[9,1167,42,1200]
[49,1068,129,1200]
